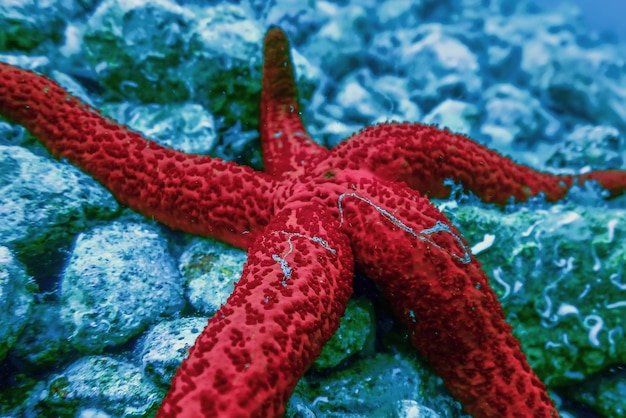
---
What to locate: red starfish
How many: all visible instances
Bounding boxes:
[2,26,625,418]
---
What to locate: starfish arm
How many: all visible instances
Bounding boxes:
[157,202,354,417]
[577,169,626,197]
[335,174,559,418]
[0,62,275,249]
[331,123,626,204]
[260,27,329,177]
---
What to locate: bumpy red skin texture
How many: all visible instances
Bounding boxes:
[332,173,557,417]
[259,29,330,178]
[331,123,626,205]
[5,25,626,417]
[160,203,354,416]
[0,63,274,249]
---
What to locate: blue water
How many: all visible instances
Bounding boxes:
[541,0,626,40]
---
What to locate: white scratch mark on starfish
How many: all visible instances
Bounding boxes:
[267,231,337,285]
[337,192,471,264]
[272,254,292,285]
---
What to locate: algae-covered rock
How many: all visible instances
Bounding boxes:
[313,298,375,370]
[38,355,162,417]
[449,203,626,386]
[0,246,34,361]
